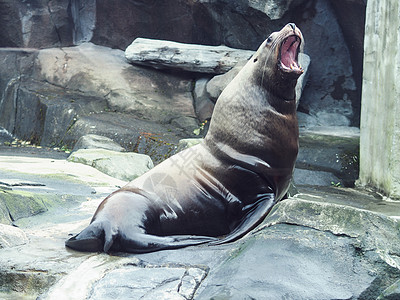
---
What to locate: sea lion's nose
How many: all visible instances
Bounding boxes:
[288,23,296,31]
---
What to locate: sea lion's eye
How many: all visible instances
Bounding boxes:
[266,36,273,44]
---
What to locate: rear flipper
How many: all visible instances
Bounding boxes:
[65,220,117,253]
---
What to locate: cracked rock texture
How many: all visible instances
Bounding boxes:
[0,0,365,140]
[0,155,399,300]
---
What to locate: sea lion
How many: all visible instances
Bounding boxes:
[66,23,304,253]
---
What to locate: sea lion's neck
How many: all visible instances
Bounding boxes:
[266,89,297,115]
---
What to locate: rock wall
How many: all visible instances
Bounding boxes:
[359,0,400,198]
[0,0,365,128]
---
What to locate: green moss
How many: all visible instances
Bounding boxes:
[0,190,48,223]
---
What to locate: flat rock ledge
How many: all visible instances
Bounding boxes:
[1,155,400,299]
[67,149,154,182]
[125,38,255,74]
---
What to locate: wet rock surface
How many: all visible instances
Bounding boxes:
[0,150,399,299]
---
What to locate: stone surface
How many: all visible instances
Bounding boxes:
[206,60,248,102]
[296,127,360,187]
[68,149,154,181]
[175,138,204,153]
[197,226,377,299]
[0,44,197,162]
[297,0,358,127]
[0,151,400,299]
[36,43,196,123]
[125,38,255,74]
[0,0,73,48]
[0,224,28,248]
[72,134,125,152]
[0,0,364,130]
[359,0,400,199]
[293,168,341,187]
[378,279,400,300]
[193,77,214,121]
[329,0,367,126]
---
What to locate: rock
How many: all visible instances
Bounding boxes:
[0,154,125,299]
[0,0,73,48]
[206,60,247,102]
[296,127,360,187]
[359,0,400,199]
[197,225,379,299]
[329,0,367,126]
[42,255,207,300]
[175,138,203,153]
[0,0,363,131]
[378,279,400,300]
[170,117,199,135]
[0,189,63,224]
[72,134,125,152]
[70,0,96,44]
[206,187,400,299]
[125,38,255,74]
[68,149,154,181]
[0,44,197,161]
[36,43,196,124]
[297,0,358,127]
[265,189,400,260]
[193,77,214,121]
[293,168,341,187]
[0,224,28,248]
[206,53,310,103]
[1,152,400,299]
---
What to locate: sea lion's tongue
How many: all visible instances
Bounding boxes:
[280,36,301,71]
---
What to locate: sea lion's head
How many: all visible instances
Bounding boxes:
[252,23,304,101]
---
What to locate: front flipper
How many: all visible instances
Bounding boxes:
[211,193,275,245]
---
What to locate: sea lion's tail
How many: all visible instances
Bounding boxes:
[65,220,115,252]
[65,221,218,253]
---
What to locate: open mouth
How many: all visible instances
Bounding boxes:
[279,35,303,74]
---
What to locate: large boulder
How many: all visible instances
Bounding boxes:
[329,0,367,126]
[0,43,198,161]
[67,149,154,181]
[296,0,358,127]
[296,127,360,187]
[36,43,197,124]
[0,0,73,48]
[125,38,254,74]
[72,134,125,152]
[0,224,28,248]
[0,0,363,128]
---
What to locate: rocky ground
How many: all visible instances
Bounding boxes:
[1,1,394,298]
[0,138,400,299]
